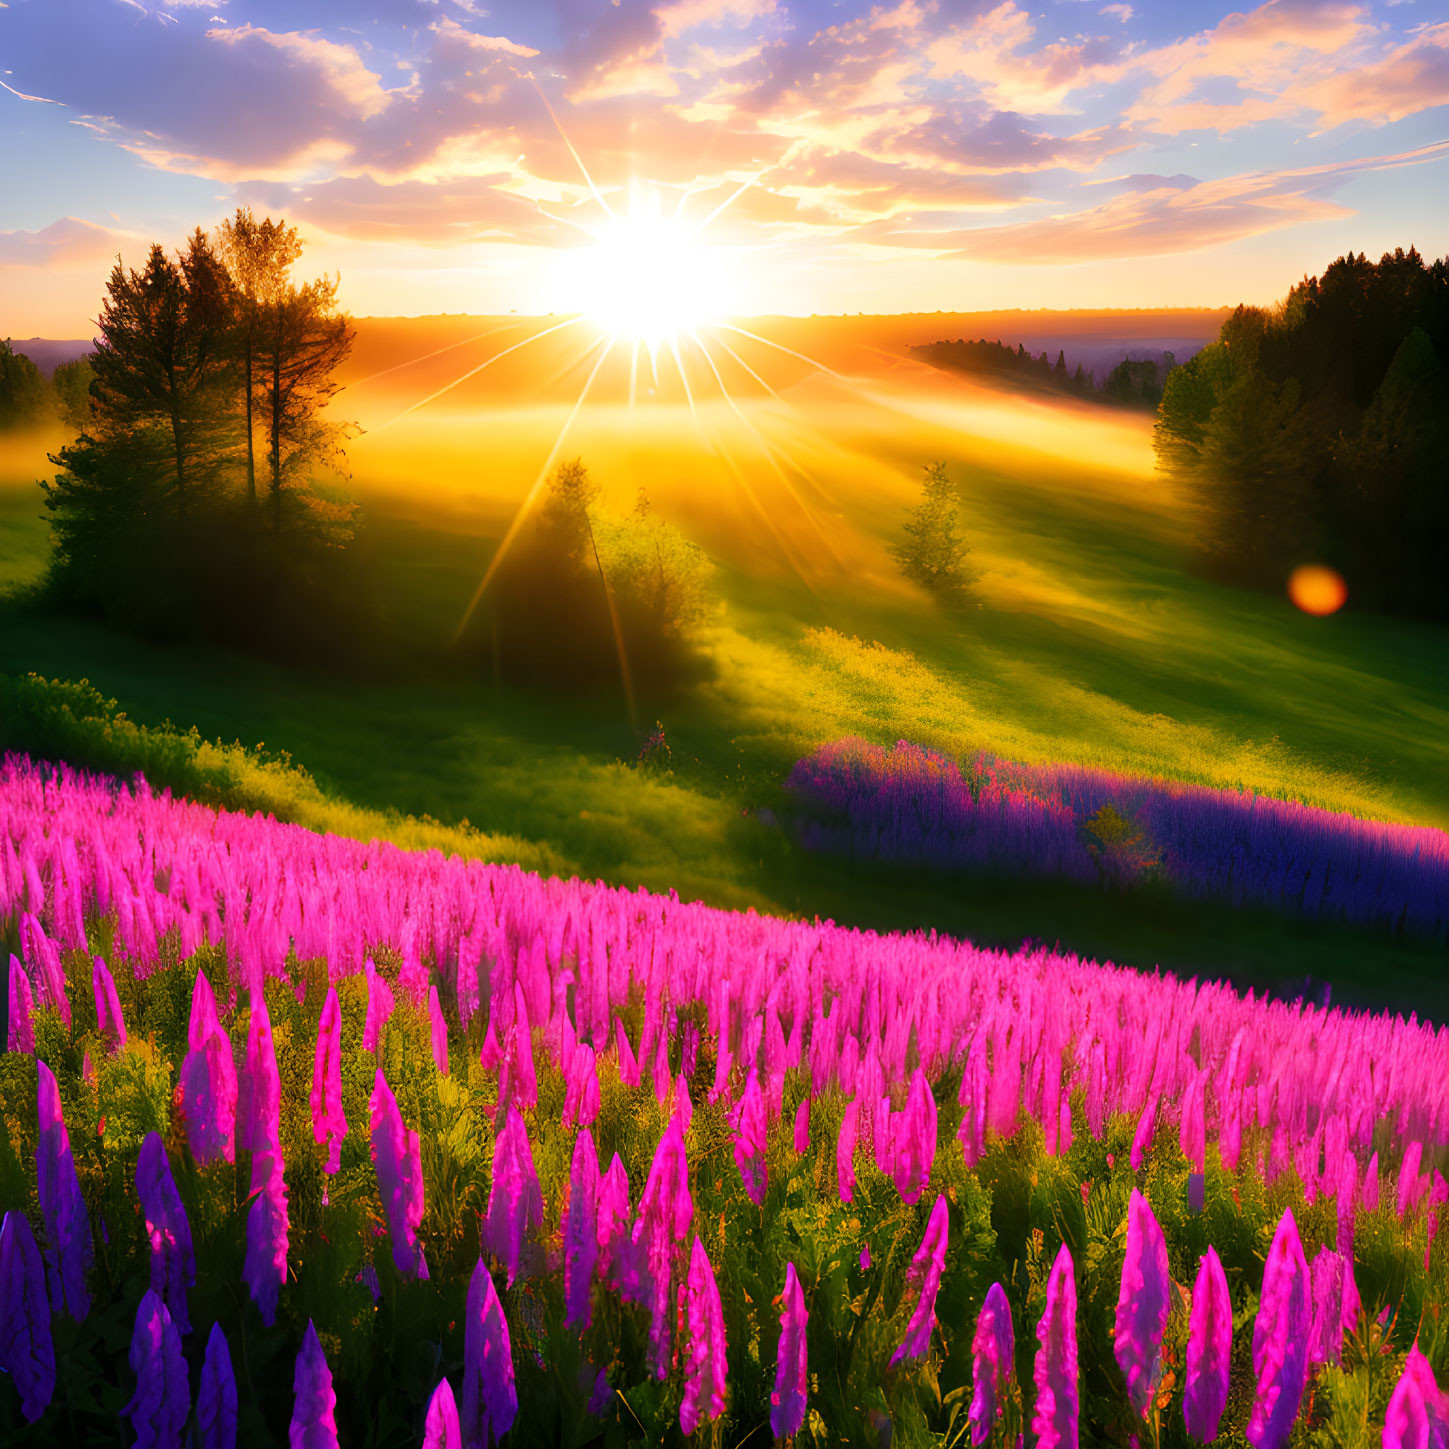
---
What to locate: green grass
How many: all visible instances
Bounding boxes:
[2,378,1446,1016]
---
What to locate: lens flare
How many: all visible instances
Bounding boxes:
[1288,565,1347,616]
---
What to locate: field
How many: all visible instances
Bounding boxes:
[3,314,1447,1015]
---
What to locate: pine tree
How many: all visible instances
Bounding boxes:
[0,339,51,427]
[890,460,975,606]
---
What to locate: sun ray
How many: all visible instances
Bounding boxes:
[719,322,844,379]
[450,331,616,647]
[710,333,783,401]
[629,337,640,411]
[530,76,615,221]
[346,321,529,392]
[690,166,773,234]
[668,336,698,423]
[368,316,584,433]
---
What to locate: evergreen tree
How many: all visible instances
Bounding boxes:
[890,460,975,606]
[51,355,95,431]
[0,339,49,427]
[1054,350,1068,384]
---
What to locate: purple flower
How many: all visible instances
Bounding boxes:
[892,1068,937,1205]
[968,1282,1015,1448]
[122,1288,189,1449]
[1032,1243,1079,1449]
[363,958,394,1053]
[1403,1343,1449,1449]
[243,1144,290,1326]
[483,1104,542,1288]
[732,1073,768,1206]
[356,1262,381,1303]
[565,1128,600,1330]
[290,1320,340,1449]
[1184,1247,1231,1443]
[237,990,280,1157]
[793,1097,810,1154]
[370,1069,429,1279]
[1115,1189,1171,1419]
[36,1057,93,1319]
[1309,1247,1345,1366]
[0,1209,55,1424]
[837,1098,860,1203]
[771,1261,809,1439]
[429,984,450,1077]
[197,1322,238,1449]
[892,1193,949,1366]
[461,1259,516,1449]
[633,1116,694,1379]
[1130,1093,1157,1171]
[680,1237,728,1437]
[596,1153,637,1300]
[310,985,347,1176]
[562,1043,600,1130]
[423,1377,462,1449]
[8,954,35,1054]
[1247,1209,1311,1449]
[179,970,237,1166]
[136,1132,195,1336]
[93,956,127,1050]
[1385,1361,1430,1449]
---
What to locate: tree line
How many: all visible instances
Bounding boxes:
[0,340,94,431]
[1154,248,1449,619]
[36,210,357,652]
[911,338,1170,410]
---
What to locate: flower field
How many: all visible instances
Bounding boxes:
[1,753,1447,1446]
[786,739,1449,940]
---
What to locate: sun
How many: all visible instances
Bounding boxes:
[555,188,742,347]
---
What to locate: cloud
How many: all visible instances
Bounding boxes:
[1296,22,1449,130]
[927,140,1449,262]
[0,217,135,267]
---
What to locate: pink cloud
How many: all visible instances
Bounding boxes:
[0,217,135,267]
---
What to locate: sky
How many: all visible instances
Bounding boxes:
[2,0,1448,333]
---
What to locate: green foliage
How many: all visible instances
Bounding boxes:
[891,460,976,608]
[0,339,51,428]
[51,355,96,432]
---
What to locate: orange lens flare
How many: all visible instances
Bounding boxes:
[1288,565,1347,616]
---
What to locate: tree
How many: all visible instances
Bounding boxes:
[0,339,49,427]
[51,355,95,431]
[890,460,975,606]
[214,209,302,504]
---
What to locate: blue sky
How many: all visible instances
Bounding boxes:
[2,0,1447,330]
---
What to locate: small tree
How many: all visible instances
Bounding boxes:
[890,460,975,606]
[0,339,50,428]
[52,355,96,431]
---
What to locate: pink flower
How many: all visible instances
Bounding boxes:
[310,986,347,1176]
[237,990,280,1157]
[483,1105,542,1288]
[892,1068,937,1205]
[93,956,127,1050]
[680,1237,728,1437]
[1032,1243,1079,1449]
[968,1282,1015,1448]
[771,1262,809,1439]
[423,1377,462,1449]
[429,985,450,1077]
[243,1144,290,1326]
[565,1128,600,1329]
[370,1069,429,1279]
[363,958,394,1053]
[1247,1209,1311,1449]
[633,1116,694,1378]
[732,1073,768,1205]
[1184,1247,1231,1443]
[837,1099,860,1203]
[179,970,237,1166]
[793,1097,810,1155]
[1115,1189,1171,1419]
[8,954,35,1053]
[36,1057,93,1319]
[892,1194,949,1366]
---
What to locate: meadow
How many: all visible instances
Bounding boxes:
[2,313,1446,1015]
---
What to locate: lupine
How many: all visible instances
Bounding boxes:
[291,1320,340,1449]
[424,1377,462,1449]
[1033,1242,1079,1449]
[837,1098,860,1203]
[1385,1363,1430,1449]
[633,1115,693,1377]
[680,1237,728,1437]
[1403,1343,1448,1449]
[93,955,126,1049]
[968,1281,1015,1448]
[1309,1247,1345,1366]
[597,1153,638,1299]
[429,983,450,1076]
[136,1132,196,1336]
[8,953,35,1053]
[238,990,280,1157]
[733,1072,768,1205]
[892,1067,937,1204]
[310,985,347,1176]
[1184,1246,1232,1443]
[1115,1189,1171,1419]
[243,1144,291,1325]
[122,1289,189,1449]
[197,1322,238,1449]
[565,1127,601,1329]
[461,1259,516,1449]
[363,957,394,1052]
[35,1056,93,1319]
[771,1261,809,1440]
[0,1209,55,1424]
[179,969,237,1165]
[484,1103,542,1288]
[892,1193,949,1366]
[1248,1209,1311,1449]
[793,1096,810,1154]
[371,1068,429,1279]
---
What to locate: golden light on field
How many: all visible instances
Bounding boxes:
[553,189,743,349]
[1288,564,1348,616]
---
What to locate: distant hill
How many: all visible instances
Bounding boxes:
[5,338,94,378]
